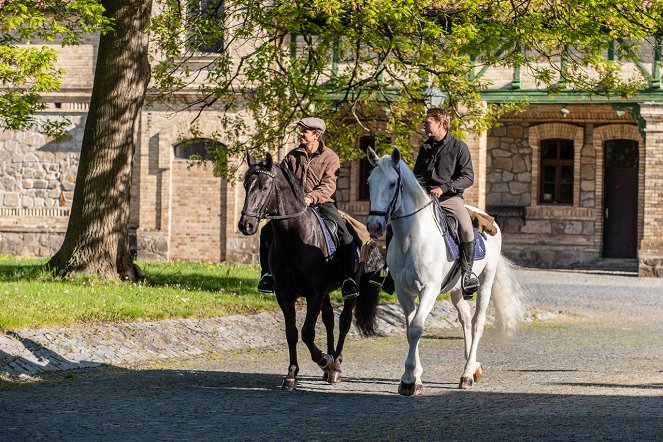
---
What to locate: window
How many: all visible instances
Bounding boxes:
[187,0,225,53]
[174,139,221,160]
[539,138,573,204]
[357,137,376,200]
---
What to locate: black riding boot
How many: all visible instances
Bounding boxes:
[257,225,274,293]
[368,224,394,295]
[340,244,359,299]
[460,240,479,300]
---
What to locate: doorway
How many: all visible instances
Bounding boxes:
[603,139,638,258]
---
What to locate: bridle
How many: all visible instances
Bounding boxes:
[368,163,434,223]
[241,166,308,221]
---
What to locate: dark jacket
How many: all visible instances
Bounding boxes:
[413,132,474,200]
[281,140,340,205]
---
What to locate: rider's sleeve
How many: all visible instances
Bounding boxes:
[307,155,340,204]
[445,141,474,194]
[412,149,429,189]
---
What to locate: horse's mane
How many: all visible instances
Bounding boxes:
[376,156,430,206]
[279,165,306,201]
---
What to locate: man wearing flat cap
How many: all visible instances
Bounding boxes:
[257,117,359,298]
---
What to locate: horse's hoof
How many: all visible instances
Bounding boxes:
[327,370,341,384]
[282,377,296,391]
[317,354,334,371]
[322,371,329,382]
[459,376,473,389]
[473,363,483,382]
[398,381,423,396]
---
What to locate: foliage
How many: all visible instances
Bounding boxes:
[151,0,662,171]
[0,0,109,135]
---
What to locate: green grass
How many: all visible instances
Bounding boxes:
[0,256,448,330]
[0,256,396,330]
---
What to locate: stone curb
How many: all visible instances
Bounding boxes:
[0,301,553,377]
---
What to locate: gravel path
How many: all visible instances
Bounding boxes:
[1,269,662,441]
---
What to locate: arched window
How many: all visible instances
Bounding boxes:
[174,138,223,161]
[539,138,573,204]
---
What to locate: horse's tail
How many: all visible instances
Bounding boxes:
[354,272,381,336]
[491,254,527,338]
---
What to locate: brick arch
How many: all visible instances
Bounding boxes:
[528,123,584,207]
[593,124,644,251]
[158,119,231,171]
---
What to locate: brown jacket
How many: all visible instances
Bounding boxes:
[281,141,340,205]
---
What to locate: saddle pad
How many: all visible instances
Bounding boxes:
[310,207,337,259]
[445,229,486,261]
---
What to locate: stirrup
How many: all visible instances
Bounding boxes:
[257,273,275,294]
[461,272,479,300]
[341,277,359,299]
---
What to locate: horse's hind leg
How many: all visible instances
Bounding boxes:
[321,294,335,356]
[451,288,474,361]
[456,274,493,390]
[277,295,299,390]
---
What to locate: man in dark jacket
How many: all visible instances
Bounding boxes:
[257,117,359,299]
[412,108,479,299]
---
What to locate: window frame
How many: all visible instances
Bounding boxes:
[538,138,574,205]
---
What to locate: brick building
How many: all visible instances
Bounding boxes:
[1,32,662,276]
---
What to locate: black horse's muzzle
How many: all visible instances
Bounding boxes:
[238,214,259,236]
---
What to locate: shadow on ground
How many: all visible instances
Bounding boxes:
[1,369,661,441]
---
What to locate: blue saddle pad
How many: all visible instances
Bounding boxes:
[311,207,337,259]
[436,205,486,261]
[445,229,486,261]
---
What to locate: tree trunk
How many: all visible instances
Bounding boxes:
[49,0,152,281]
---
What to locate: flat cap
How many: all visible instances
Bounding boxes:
[296,117,326,134]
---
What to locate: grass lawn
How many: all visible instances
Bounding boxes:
[0,256,401,330]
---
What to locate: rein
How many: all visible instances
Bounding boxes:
[241,167,308,221]
[369,164,434,222]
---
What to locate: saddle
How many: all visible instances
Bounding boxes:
[310,206,340,258]
[433,205,488,261]
[310,207,383,274]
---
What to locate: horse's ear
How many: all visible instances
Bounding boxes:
[390,147,401,166]
[265,152,273,169]
[367,147,380,166]
[246,151,256,167]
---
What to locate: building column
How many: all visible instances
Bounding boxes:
[465,102,488,210]
[638,103,663,277]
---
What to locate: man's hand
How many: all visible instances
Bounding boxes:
[304,196,313,206]
[430,187,443,198]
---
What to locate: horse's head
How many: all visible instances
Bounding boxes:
[238,151,277,235]
[366,147,402,239]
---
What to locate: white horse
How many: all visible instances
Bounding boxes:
[365,147,525,395]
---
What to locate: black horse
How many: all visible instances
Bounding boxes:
[238,153,381,390]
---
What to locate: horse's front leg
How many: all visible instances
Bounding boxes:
[320,294,339,383]
[300,293,334,375]
[325,296,357,384]
[398,286,435,396]
[276,293,299,390]
[458,281,492,389]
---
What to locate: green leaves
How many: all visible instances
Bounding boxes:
[0,0,108,134]
[147,0,661,171]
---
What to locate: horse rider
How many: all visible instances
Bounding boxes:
[413,107,480,299]
[257,117,360,299]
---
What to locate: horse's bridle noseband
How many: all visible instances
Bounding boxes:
[368,163,434,223]
[241,166,308,221]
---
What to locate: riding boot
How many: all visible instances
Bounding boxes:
[257,225,274,294]
[460,240,479,300]
[340,243,359,299]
